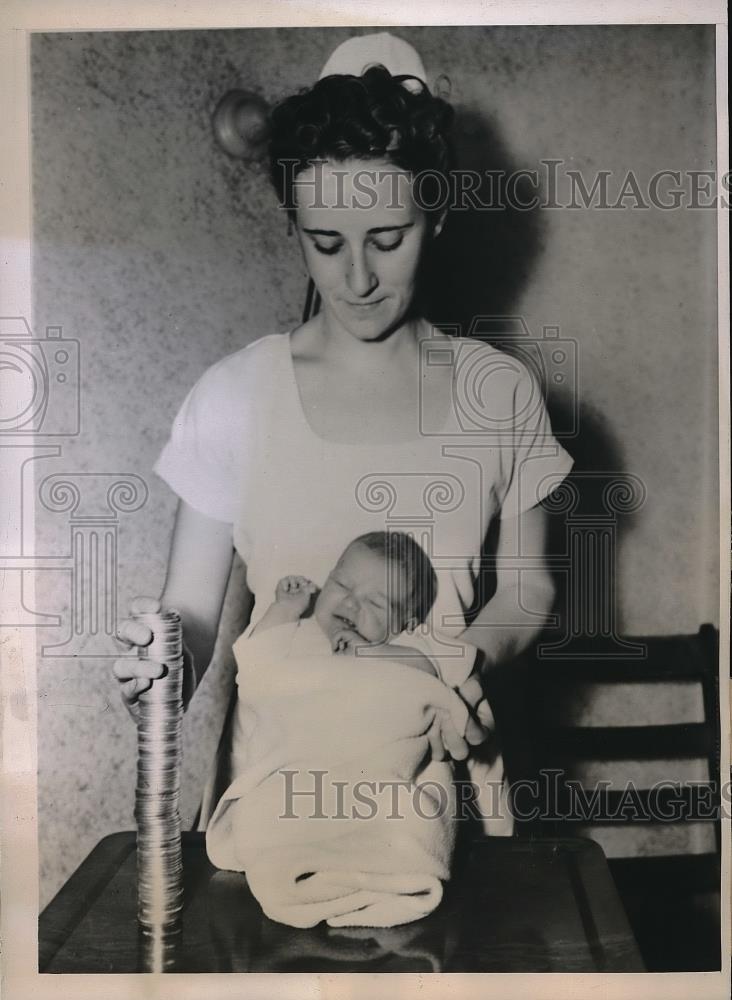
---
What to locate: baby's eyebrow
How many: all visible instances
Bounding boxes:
[369,589,394,608]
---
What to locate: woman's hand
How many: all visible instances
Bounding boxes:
[427,666,493,762]
[112,595,166,719]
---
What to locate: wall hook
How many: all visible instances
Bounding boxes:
[212,89,270,160]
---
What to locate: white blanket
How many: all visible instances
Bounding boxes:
[206,619,473,928]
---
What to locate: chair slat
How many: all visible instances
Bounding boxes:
[607,852,721,893]
[541,782,719,822]
[538,723,713,760]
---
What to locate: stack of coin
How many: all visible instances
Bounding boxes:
[133,609,184,950]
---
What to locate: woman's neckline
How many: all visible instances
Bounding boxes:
[283,328,453,449]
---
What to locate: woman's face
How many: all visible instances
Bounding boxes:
[293,158,436,341]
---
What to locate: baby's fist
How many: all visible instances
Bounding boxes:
[274,575,316,615]
[332,628,363,656]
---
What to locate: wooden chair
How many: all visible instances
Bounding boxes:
[524,624,721,971]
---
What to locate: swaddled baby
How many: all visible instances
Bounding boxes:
[205,531,487,928]
[251,530,446,679]
[226,530,478,782]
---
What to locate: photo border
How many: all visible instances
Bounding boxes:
[1,2,728,998]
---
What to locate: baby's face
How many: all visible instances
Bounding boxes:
[314,543,412,646]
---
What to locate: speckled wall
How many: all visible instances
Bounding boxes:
[31,26,718,906]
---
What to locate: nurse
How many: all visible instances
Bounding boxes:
[113,49,573,791]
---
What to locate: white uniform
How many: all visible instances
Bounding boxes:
[153,330,574,833]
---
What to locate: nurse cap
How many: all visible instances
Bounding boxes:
[318,32,428,91]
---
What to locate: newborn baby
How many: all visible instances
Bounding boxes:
[207,531,480,928]
[251,531,441,677]
[206,531,512,927]
[232,529,484,776]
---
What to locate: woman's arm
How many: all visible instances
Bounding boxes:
[161,499,238,696]
[459,502,555,674]
[114,499,238,713]
[423,502,554,760]
[336,636,438,677]
[370,644,439,677]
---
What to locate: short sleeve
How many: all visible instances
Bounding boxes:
[498,365,574,520]
[153,350,255,524]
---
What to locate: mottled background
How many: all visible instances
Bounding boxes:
[30,25,718,906]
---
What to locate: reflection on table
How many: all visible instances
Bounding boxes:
[39,831,644,973]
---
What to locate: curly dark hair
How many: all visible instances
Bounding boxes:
[268,65,455,225]
[347,529,438,626]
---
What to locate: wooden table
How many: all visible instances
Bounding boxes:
[39,831,644,973]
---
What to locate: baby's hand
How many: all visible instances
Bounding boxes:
[332,628,365,656]
[274,576,316,617]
